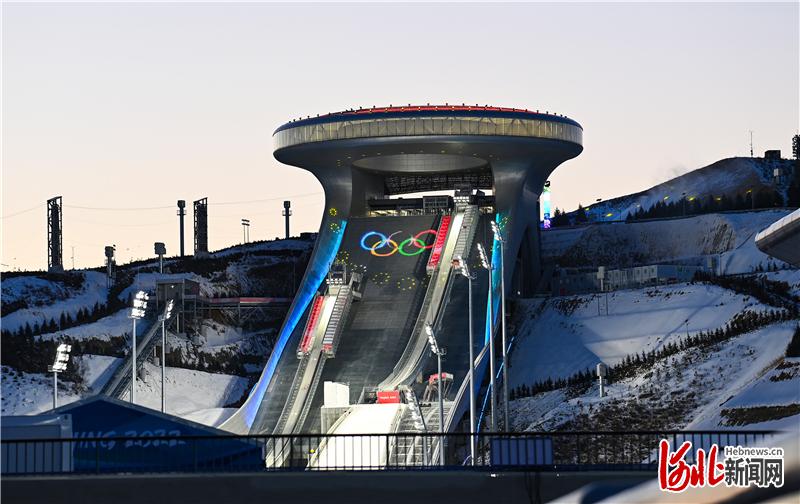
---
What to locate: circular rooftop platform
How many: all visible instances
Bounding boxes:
[273,105,583,151]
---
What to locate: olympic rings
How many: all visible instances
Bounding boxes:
[372,239,399,257]
[360,229,436,258]
[398,237,426,256]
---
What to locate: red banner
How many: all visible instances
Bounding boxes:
[426,215,452,274]
[376,390,401,404]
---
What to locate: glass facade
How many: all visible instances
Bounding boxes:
[274,115,583,150]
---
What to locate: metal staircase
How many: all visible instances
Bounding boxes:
[452,205,479,260]
[100,304,161,399]
[387,387,432,466]
[322,285,352,356]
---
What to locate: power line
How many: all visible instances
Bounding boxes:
[208,192,322,206]
[62,192,323,212]
[65,204,174,211]
[2,203,44,219]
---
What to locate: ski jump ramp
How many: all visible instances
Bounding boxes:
[221,105,583,438]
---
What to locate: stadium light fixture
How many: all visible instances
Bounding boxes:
[128,290,148,404]
[476,242,496,431]
[454,254,477,464]
[48,343,72,409]
[160,299,175,413]
[476,243,490,271]
[425,323,446,467]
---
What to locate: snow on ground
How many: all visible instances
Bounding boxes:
[200,322,246,348]
[1,358,248,426]
[119,362,248,420]
[509,283,771,389]
[76,354,123,393]
[542,210,791,274]
[510,322,797,432]
[211,238,312,258]
[183,407,237,427]
[762,269,800,297]
[313,404,401,468]
[37,308,133,341]
[722,358,800,410]
[577,157,793,221]
[2,271,109,332]
[1,366,81,416]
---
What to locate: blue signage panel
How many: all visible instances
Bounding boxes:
[55,398,264,473]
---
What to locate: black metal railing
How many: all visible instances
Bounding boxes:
[1,430,777,476]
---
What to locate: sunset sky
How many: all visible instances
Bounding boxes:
[2,2,798,271]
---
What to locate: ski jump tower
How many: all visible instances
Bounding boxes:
[222,105,583,434]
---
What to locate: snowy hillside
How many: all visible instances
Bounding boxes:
[575,157,794,222]
[508,281,799,432]
[542,209,791,273]
[1,237,313,427]
[2,271,109,333]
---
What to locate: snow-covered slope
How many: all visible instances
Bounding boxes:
[510,321,796,432]
[578,157,794,221]
[508,282,799,432]
[1,358,248,427]
[509,283,774,387]
[2,271,109,332]
[542,210,791,273]
[2,237,313,427]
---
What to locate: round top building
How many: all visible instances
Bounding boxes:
[274,104,583,296]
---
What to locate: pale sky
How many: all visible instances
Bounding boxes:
[2,2,798,271]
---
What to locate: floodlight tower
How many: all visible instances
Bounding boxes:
[47,197,63,272]
[194,198,209,256]
[477,242,496,432]
[129,291,149,403]
[105,246,116,288]
[48,343,71,409]
[241,219,250,244]
[282,201,292,239]
[454,254,476,465]
[154,242,166,274]
[424,323,446,467]
[160,299,174,413]
[177,200,186,257]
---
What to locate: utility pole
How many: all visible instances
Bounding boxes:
[71,246,75,270]
[177,200,186,257]
[154,242,166,274]
[241,219,250,244]
[750,131,754,158]
[282,201,292,239]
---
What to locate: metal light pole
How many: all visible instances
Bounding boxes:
[154,242,166,274]
[241,219,250,244]
[455,255,476,465]
[160,299,174,413]
[490,220,509,431]
[477,243,496,432]
[425,324,446,467]
[48,343,71,409]
[129,291,148,404]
